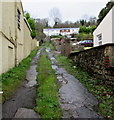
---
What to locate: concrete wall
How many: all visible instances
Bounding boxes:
[2,2,16,41]
[16,2,24,63]
[23,19,32,58]
[0,1,38,74]
[70,44,114,88]
[31,39,38,50]
[93,6,114,47]
[23,18,38,58]
[1,2,16,74]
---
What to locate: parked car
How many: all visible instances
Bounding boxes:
[78,40,93,47]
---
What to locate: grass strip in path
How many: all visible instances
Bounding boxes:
[35,51,61,119]
[1,48,38,103]
[55,54,113,120]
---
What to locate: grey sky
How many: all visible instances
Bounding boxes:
[21,0,109,25]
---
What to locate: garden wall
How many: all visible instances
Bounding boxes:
[70,43,114,88]
[52,38,71,57]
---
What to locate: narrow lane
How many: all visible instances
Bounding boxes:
[2,48,42,118]
[46,47,103,118]
[2,46,104,119]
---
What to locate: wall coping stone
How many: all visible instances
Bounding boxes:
[70,43,114,56]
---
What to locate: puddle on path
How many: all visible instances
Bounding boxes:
[2,49,42,118]
[46,47,103,119]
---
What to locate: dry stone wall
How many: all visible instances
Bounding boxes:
[70,44,114,88]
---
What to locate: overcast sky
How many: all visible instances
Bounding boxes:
[21,0,109,25]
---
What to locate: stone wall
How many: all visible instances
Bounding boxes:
[61,38,71,57]
[52,38,71,57]
[70,44,114,88]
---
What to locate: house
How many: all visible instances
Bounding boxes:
[93,6,114,47]
[43,28,79,36]
[0,0,38,74]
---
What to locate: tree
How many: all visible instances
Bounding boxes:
[25,12,36,39]
[40,18,49,28]
[25,12,30,20]
[49,7,62,27]
[79,25,96,34]
[79,26,87,33]
[90,25,96,33]
[97,1,114,25]
[28,18,35,30]
[74,21,81,27]
[80,19,86,26]
[89,17,97,26]
[35,19,47,40]
[31,30,36,39]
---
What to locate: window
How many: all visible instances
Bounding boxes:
[17,9,21,29]
[97,33,102,45]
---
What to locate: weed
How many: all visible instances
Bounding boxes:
[1,48,38,103]
[55,54,113,120]
[35,51,61,119]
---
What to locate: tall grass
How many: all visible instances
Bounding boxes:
[35,52,61,119]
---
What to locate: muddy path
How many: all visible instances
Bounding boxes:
[2,48,42,118]
[46,47,103,119]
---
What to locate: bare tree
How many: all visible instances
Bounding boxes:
[40,18,49,28]
[82,14,89,21]
[49,7,62,27]
[89,17,97,26]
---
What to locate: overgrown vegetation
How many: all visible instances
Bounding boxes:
[35,50,61,119]
[97,1,114,25]
[42,41,55,51]
[55,54,113,120]
[0,76,2,103]
[1,48,38,103]
[25,12,36,39]
[74,25,96,41]
[79,25,96,34]
[50,34,63,39]
[35,19,47,41]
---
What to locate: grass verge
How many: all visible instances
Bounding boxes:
[55,54,113,120]
[35,51,61,119]
[1,48,38,103]
[42,41,55,51]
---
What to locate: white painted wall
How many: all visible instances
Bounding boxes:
[93,6,114,47]
[43,28,79,36]
[112,7,114,43]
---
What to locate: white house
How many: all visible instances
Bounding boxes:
[93,6,114,47]
[43,28,79,36]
